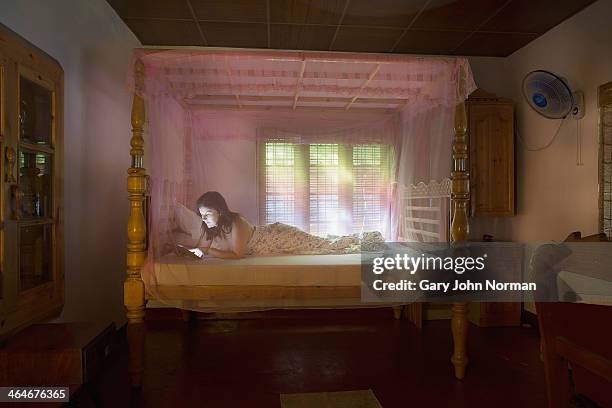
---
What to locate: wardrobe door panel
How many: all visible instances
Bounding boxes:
[19,223,52,292]
[469,101,514,217]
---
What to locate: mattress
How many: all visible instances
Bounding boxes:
[154,253,369,287]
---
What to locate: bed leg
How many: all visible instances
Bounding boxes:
[127,318,145,387]
[450,71,470,379]
[404,303,423,328]
[451,302,469,379]
[125,58,147,388]
[125,279,146,387]
[392,306,403,320]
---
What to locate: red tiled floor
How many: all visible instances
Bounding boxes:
[75,309,547,407]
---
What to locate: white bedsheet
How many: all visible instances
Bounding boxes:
[154,253,368,287]
[557,270,612,306]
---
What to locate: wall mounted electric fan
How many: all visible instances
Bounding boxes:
[521,70,585,163]
[522,70,584,119]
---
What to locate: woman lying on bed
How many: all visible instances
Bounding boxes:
[188,191,385,259]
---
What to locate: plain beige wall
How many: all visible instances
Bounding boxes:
[0,0,141,327]
[468,56,510,98]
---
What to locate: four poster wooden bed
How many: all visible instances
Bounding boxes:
[123,51,471,387]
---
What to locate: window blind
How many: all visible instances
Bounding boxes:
[353,144,389,234]
[263,142,299,226]
[309,144,341,235]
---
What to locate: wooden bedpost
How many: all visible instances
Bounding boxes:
[125,58,147,387]
[450,66,469,380]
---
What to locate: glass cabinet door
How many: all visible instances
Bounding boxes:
[17,71,55,293]
[0,23,64,337]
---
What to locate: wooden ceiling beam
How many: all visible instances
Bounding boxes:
[224,57,242,108]
[188,104,396,114]
[345,64,381,111]
[266,0,271,49]
[184,94,408,105]
[165,68,433,82]
[293,59,307,110]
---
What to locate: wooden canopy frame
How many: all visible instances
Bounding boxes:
[123,57,470,387]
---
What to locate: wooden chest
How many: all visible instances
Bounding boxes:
[0,322,115,386]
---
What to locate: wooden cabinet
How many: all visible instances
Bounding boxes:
[468,302,521,327]
[0,322,115,386]
[467,241,523,327]
[467,90,515,216]
[0,24,64,338]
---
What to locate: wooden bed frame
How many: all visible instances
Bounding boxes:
[399,178,451,243]
[123,58,471,387]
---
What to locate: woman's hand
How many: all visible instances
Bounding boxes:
[189,248,204,258]
[190,241,213,258]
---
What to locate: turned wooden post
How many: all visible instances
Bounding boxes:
[450,66,470,380]
[125,59,147,387]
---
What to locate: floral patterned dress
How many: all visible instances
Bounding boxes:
[245,222,385,256]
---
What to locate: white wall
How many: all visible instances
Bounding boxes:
[191,138,258,223]
[468,56,510,98]
[505,0,611,242]
[0,0,141,327]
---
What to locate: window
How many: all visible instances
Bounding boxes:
[262,142,300,227]
[309,144,342,235]
[353,144,389,234]
[259,140,391,236]
[600,82,612,238]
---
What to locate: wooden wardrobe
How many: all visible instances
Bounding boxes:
[467,89,515,217]
[466,89,518,327]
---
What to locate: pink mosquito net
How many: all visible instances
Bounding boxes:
[127,48,476,311]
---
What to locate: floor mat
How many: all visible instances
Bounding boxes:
[280,389,382,408]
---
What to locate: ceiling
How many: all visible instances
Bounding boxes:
[107,0,597,57]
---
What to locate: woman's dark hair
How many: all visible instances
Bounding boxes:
[195,191,239,241]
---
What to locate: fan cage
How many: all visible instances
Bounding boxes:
[522,70,574,119]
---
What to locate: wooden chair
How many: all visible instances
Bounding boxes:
[535,232,612,408]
